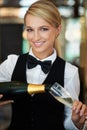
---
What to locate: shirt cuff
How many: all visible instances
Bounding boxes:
[70,120,79,130]
[70,120,86,130]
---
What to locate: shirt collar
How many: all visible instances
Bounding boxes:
[29,48,57,64]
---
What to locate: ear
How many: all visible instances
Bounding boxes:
[56,25,62,37]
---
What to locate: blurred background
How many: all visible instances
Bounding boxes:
[0,0,87,129]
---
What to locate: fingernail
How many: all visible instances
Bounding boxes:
[76,109,79,113]
[73,106,76,110]
[80,112,83,116]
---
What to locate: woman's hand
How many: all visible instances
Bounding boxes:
[72,100,87,130]
[0,94,14,106]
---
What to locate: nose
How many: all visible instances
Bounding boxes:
[34,30,40,41]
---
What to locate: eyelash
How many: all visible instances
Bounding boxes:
[41,28,48,31]
[26,28,33,32]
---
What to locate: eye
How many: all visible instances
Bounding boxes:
[41,27,49,31]
[26,28,33,32]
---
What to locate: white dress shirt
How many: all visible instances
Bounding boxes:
[0,48,80,130]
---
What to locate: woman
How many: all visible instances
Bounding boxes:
[0,0,87,129]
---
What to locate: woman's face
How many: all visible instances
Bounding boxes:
[25,14,60,59]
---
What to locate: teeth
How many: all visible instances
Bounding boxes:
[34,42,43,46]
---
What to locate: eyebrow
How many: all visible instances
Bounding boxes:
[26,25,49,28]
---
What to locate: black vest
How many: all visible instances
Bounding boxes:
[8,53,65,130]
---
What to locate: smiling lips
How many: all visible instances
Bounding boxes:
[34,41,44,47]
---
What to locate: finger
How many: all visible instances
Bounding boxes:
[0,94,3,98]
[72,100,79,110]
[80,104,87,116]
[85,107,87,113]
[85,114,87,118]
[72,110,80,122]
[0,100,14,106]
[74,101,83,114]
[72,101,80,121]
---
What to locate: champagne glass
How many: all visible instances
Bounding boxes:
[49,82,87,129]
[49,82,73,108]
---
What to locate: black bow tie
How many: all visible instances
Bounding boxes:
[27,55,52,74]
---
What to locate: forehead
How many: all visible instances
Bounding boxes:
[25,14,52,27]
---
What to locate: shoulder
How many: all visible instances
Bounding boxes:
[0,54,19,68]
[65,61,78,72]
[6,53,28,61]
[7,54,19,63]
[0,54,20,81]
[56,56,79,76]
[65,61,79,79]
[57,56,78,71]
[7,54,19,58]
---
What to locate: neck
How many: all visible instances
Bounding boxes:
[32,49,54,60]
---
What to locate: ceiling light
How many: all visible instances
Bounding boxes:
[19,0,38,6]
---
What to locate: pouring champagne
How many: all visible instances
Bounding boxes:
[49,82,73,108]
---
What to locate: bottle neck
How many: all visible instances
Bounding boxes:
[27,84,52,94]
[27,84,46,94]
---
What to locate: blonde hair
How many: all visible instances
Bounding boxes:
[24,0,62,55]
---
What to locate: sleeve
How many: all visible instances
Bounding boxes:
[64,107,79,130]
[0,54,18,82]
[64,62,80,130]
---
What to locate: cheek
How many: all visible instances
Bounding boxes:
[48,30,57,39]
[26,33,29,39]
[48,33,56,43]
[27,33,33,42]
[27,33,30,39]
[45,32,55,40]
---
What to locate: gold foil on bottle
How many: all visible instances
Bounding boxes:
[27,84,45,94]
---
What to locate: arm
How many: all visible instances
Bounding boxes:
[64,62,87,130]
[0,55,18,105]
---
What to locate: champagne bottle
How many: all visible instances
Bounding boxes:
[0,81,51,100]
[0,81,73,107]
